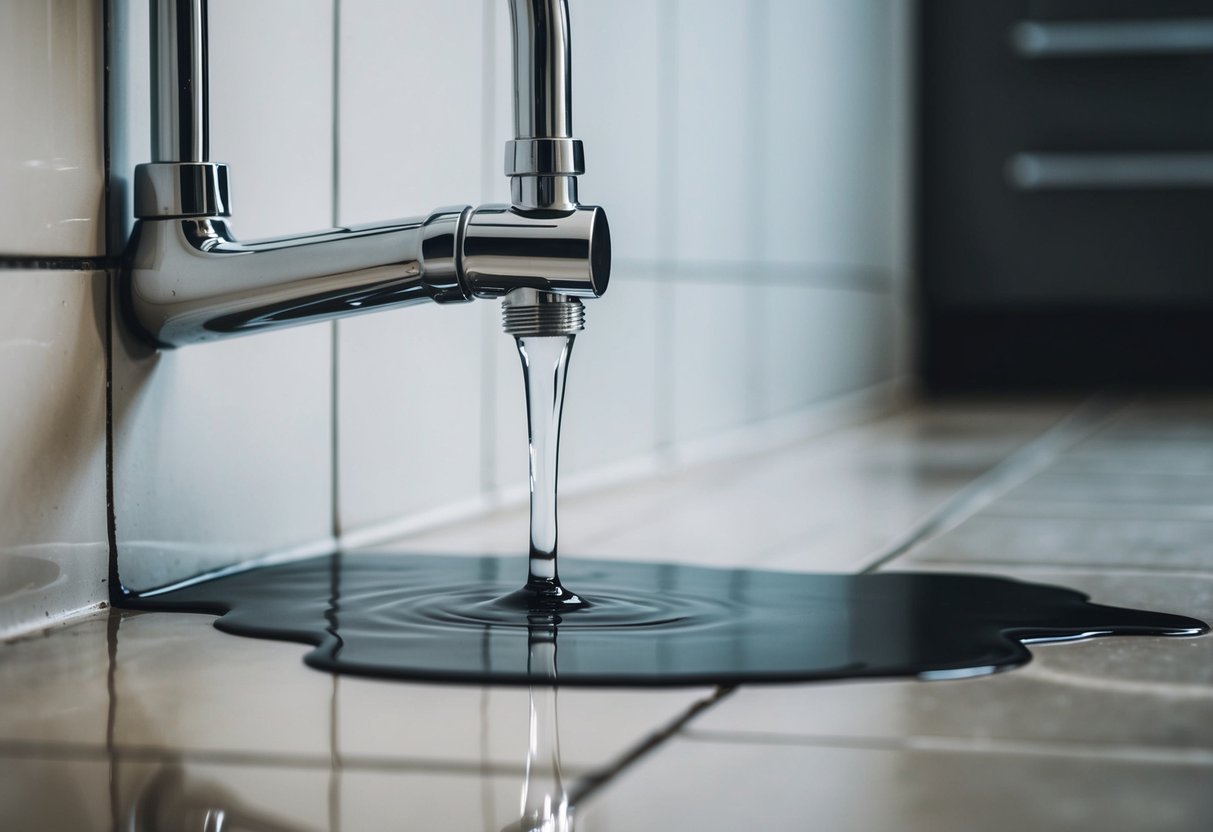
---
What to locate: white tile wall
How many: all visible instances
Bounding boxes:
[337,304,485,532]
[209,0,336,239]
[758,284,897,420]
[293,0,913,545]
[0,1,104,257]
[670,0,758,265]
[334,0,492,535]
[764,0,906,270]
[2,0,912,621]
[0,271,108,637]
[572,0,662,263]
[669,280,755,443]
[110,0,336,592]
[337,0,488,223]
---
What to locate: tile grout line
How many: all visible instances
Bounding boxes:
[479,0,499,498]
[102,0,123,602]
[743,0,770,424]
[679,728,1213,766]
[860,396,1122,574]
[568,685,736,807]
[0,738,532,777]
[653,0,679,452]
[330,0,343,543]
[908,558,1213,577]
[0,255,122,272]
[614,258,898,291]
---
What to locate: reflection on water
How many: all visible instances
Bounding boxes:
[121,619,576,832]
[512,622,573,832]
[127,766,304,832]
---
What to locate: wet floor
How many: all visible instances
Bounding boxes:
[3,398,1212,831]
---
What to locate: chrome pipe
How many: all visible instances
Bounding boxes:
[506,0,582,212]
[124,0,609,347]
[126,204,609,346]
[126,209,468,346]
[152,0,208,163]
[508,0,572,139]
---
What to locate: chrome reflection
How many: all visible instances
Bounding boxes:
[127,766,303,832]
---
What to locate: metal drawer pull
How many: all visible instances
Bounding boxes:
[1012,18,1213,58]
[1007,153,1213,190]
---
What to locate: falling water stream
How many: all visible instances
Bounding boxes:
[498,334,586,613]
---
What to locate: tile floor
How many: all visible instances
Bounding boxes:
[3,397,1211,831]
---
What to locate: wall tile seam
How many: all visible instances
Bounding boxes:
[329,0,342,541]
[0,257,121,272]
[477,0,500,499]
[653,0,680,451]
[618,272,900,295]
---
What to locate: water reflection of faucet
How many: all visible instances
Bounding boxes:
[124,0,610,347]
[506,619,573,832]
[127,766,305,832]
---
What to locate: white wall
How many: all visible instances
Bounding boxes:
[1,0,912,620]
[0,1,109,637]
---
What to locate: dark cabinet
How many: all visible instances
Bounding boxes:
[918,0,1213,389]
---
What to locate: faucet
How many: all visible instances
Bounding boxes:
[123,0,610,347]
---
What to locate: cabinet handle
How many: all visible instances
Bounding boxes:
[1007,153,1213,190]
[1011,18,1213,58]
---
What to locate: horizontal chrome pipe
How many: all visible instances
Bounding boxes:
[125,205,609,346]
[126,210,465,346]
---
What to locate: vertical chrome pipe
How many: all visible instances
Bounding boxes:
[151,0,209,163]
[508,0,573,139]
[506,0,581,211]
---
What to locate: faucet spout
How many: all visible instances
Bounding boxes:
[123,0,609,348]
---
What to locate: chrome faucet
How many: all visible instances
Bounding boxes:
[123,0,610,347]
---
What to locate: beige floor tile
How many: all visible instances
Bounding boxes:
[1052,438,1213,476]
[117,759,330,832]
[693,568,1211,750]
[575,738,1213,832]
[110,611,335,758]
[1002,472,1213,513]
[586,402,1074,570]
[0,611,110,747]
[906,509,1213,571]
[0,755,112,832]
[1100,400,1213,443]
[339,768,525,832]
[3,602,709,774]
[337,676,712,771]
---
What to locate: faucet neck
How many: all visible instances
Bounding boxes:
[509,0,572,140]
[506,0,582,212]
